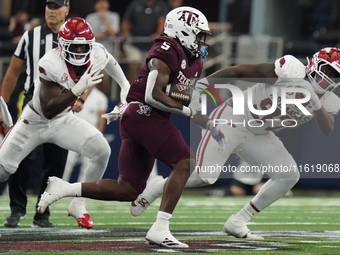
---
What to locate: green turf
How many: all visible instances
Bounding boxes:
[0,195,340,254]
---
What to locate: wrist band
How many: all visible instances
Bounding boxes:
[78,98,85,104]
[182,106,192,117]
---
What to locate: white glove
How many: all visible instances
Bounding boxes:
[71,65,104,97]
[207,120,226,151]
[0,96,13,127]
[101,103,128,125]
[183,89,201,118]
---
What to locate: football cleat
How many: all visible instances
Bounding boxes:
[37,177,69,214]
[130,194,153,217]
[146,225,188,248]
[130,176,164,217]
[69,213,93,229]
[67,198,93,229]
[223,214,264,240]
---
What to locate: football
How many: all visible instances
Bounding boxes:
[165,84,192,106]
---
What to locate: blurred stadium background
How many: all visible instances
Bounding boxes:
[0,0,340,195]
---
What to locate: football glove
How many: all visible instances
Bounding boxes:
[101,102,128,125]
[71,65,104,97]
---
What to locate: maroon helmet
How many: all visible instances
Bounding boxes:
[58,17,94,66]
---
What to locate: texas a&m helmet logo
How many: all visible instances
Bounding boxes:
[178,10,199,27]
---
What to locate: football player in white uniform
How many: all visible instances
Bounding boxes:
[129,47,340,239]
[0,17,130,228]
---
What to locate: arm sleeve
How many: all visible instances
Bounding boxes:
[105,53,130,102]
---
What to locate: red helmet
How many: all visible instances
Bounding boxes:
[58,17,94,66]
[307,47,340,93]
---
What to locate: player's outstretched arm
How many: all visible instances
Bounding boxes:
[208,62,276,80]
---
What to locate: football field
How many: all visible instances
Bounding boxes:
[0,195,340,254]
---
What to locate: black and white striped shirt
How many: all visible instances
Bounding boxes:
[14,23,58,95]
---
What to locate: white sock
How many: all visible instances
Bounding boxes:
[153,211,172,229]
[142,176,166,202]
[70,182,82,197]
[235,201,260,222]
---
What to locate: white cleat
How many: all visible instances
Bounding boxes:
[145,226,189,248]
[223,214,264,240]
[130,176,165,217]
[37,177,69,214]
[130,194,153,217]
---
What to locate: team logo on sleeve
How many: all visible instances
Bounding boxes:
[38,66,46,75]
[60,73,68,83]
[181,59,186,69]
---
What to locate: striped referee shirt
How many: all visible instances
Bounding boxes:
[14,23,58,95]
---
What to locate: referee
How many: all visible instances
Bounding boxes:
[1,0,73,228]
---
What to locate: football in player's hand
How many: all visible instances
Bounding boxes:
[165,84,191,106]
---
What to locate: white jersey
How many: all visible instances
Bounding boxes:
[32,42,109,118]
[196,55,338,186]
[242,56,340,134]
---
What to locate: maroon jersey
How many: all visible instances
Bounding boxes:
[127,36,204,119]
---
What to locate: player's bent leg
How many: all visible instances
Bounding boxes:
[81,177,139,201]
[160,158,193,213]
[67,134,111,228]
[81,134,111,182]
[145,158,193,248]
[38,176,140,215]
[252,170,299,209]
[225,132,300,239]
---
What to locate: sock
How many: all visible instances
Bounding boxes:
[235,201,260,222]
[70,183,82,197]
[153,211,172,229]
[143,176,166,202]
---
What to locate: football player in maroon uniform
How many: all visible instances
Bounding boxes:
[38,7,224,248]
